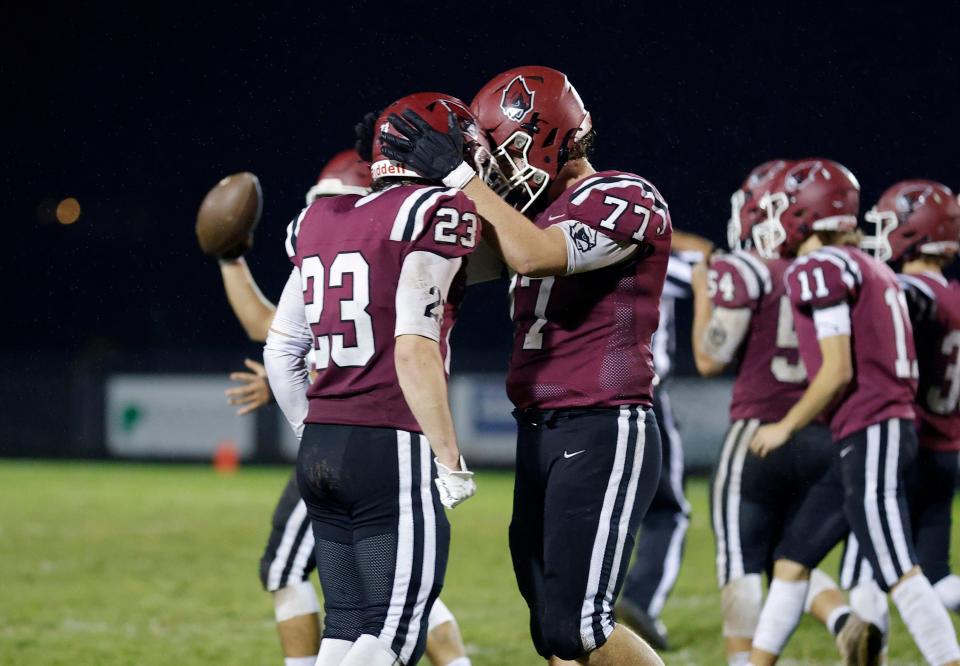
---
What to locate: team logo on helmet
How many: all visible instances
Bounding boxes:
[784,160,824,192]
[500,75,535,122]
[895,184,935,217]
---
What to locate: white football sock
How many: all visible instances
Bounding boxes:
[891,573,960,665]
[314,638,352,666]
[935,574,960,612]
[728,651,750,666]
[850,578,889,636]
[751,578,808,655]
[443,658,472,666]
[284,657,318,666]
[339,634,399,666]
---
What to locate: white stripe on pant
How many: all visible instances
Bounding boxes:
[267,500,310,591]
[712,419,758,586]
[377,431,437,664]
[579,407,647,650]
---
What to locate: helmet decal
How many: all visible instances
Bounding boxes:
[500,75,536,122]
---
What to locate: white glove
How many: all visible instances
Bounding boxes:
[434,455,476,509]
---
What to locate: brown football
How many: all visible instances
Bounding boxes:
[196,172,262,258]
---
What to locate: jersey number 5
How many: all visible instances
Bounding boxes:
[301,252,374,369]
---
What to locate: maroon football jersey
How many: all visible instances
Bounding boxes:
[506,170,672,409]
[785,246,917,441]
[285,184,478,432]
[709,251,807,422]
[899,272,960,452]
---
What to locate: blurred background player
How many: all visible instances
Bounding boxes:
[263,93,485,665]
[382,65,669,666]
[747,159,960,665]
[842,180,960,643]
[209,148,473,666]
[690,160,864,665]
[615,230,711,650]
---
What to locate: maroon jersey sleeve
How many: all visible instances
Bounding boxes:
[709,251,771,309]
[786,247,862,310]
[391,188,480,260]
[565,173,671,245]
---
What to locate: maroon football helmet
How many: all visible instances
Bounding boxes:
[753,158,860,258]
[862,180,960,262]
[727,159,790,250]
[305,149,372,204]
[471,66,592,212]
[371,92,492,184]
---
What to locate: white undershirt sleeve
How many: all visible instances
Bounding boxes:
[263,266,313,439]
[557,220,639,275]
[702,307,753,363]
[813,303,851,339]
[395,251,463,341]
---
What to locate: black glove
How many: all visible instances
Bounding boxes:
[381,109,464,181]
[354,110,379,162]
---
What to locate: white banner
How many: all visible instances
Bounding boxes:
[106,374,255,459]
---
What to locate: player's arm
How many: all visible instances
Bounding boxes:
[220,257,276,342]
[394,248,476,508]
[751,304,853,457]
[462,178,569,277]
[691,256,753,376]
[262,267,312,438]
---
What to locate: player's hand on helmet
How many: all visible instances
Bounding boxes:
[749,421,791,458]
[354,110,380,162]
[382,110,476,188]
[225,358,272,415]
[434,454,476,509]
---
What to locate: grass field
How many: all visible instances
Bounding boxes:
[1,462,957,665]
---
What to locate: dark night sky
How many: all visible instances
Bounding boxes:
[6,2,959,361]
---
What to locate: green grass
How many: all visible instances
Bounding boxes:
[0,462,956,665]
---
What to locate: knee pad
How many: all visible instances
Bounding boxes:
[934,574,960,612]
[850,578,889,635]
[274,580,321,623]
[721,574,762,638]
[338,634,400,666]
[428,597,456,632]
[804,568,838,613]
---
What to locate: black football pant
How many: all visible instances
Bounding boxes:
[619,388,690,619]
[510,406,661,661]
[842,445,958,587]
[777,418,919,592]
[259,471,316,592]
[297,423,449,666]
[710,419,834,587]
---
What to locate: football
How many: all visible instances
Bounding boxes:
[195,172,262,258]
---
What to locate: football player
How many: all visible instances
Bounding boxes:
[616,232,711,651]
[213,149,473,666]
[263,93,483,666]
[693,160,877,666]
[745,160,960,665]
[842,180,960,633]
[381,66,668,666]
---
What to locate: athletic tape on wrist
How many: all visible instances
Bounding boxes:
[442,162,476,190]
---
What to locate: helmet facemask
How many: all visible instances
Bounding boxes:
[861,207,898,262]
[728,189,746,251]
[485,130,550,213]
[754,191,789,259]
